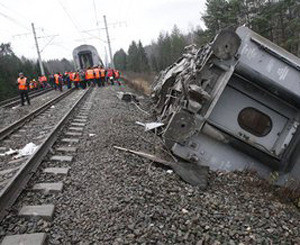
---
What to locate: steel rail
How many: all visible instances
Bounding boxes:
[0,87,92,221]
[0,89,74,142]
[0,87,54,108]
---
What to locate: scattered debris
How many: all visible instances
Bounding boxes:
[117,92,138,102]
[0,148,18,157]
[114,146,209,188]
[135,121,164,131]
[14,142,39,159]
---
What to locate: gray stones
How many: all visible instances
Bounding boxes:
[61,138,79,143]
[43,167,70,175]
[8,158,27,165]
[50,155,73,162]
[65,132,82,136]
[71,122,85,127]
[32,182,63,193]
[0,147,7,151]
[56,146,77,152]
[68,127,84,131]
[19,204,55,221]
[1,233,47,245]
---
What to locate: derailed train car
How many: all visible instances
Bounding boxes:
[73,44,103,70]
[153,26,300,184]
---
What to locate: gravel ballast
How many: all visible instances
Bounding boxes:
[0,85,299,244]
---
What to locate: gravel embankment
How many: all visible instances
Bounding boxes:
[0,89,69,130]
[0,85,299,244]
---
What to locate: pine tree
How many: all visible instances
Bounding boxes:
[127,41,139,72]
[137,41,150,72]
[113,49,127,70]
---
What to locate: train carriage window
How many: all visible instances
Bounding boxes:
[238,107,272,137]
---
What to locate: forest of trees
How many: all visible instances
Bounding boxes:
[114,0,299,73]
[0,43,73,100]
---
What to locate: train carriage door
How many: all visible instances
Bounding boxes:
[79,51,93,69]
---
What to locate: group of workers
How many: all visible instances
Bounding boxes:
[17,66,122,106]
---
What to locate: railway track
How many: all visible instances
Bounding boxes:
[0,88,53,109]
[0,87,91,222]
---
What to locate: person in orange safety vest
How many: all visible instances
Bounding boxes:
[54,73,63,92]
[114,69,121,86]
[17,72,30,106]
[73,71,81,89]
[99,66,106,87]
[93,66,101,87]
[85,67,95,87]
[38,75,47,89]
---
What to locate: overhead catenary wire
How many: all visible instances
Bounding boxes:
[0,10,30,31]
[57,0,81,34]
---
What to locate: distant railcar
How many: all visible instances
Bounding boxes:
[73,45,103,70]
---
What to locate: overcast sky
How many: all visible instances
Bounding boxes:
[0,0,206,62]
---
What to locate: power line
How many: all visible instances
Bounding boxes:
[0,10,30,31]
[92,0,99,26]
[57,0,81,33]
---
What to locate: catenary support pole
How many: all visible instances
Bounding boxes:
[103,15,114,68]
[31,23,45,76]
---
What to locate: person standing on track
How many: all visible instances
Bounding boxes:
[100,66,106,87]
[79,69,86,89]
[73,71,81,89]
[85,67,95,87]
[114,69,121,86]
[107,67,114,85]
[17,72,30,106]
[93,66,101,87]
[54,73,63,92]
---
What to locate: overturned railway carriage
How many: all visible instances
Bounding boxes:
[153,26,300,183]
[73,45,103,70]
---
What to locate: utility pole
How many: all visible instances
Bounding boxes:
[103,15,114,68]
[31,23,45,75]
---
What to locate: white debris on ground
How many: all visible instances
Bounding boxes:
[14,143,39,159]
[0,148,18,156]
[136,121,164,131]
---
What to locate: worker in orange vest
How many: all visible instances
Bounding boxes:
[114,69,121,86]
[99,66,106,87]
[17,72,30,106]
[85,67,95,87]
[73,71,81,89]
[29,79,35,90]
[93,66,101,87]
[54,73,63,92]
[38,75,47,89]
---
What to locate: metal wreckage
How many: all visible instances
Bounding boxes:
[152,26,300,185]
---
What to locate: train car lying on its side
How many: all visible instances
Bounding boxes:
[73,44,103,70]
[153,26,300,184]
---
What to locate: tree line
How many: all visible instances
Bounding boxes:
[113,0,299,74]
[0,43,73,101]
